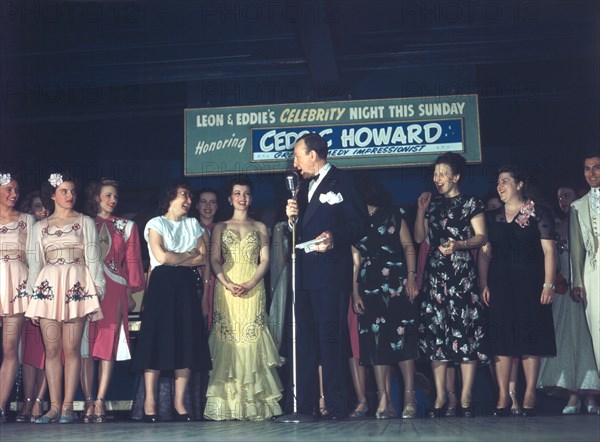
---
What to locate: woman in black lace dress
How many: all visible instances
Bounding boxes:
[414,153,488,418]
[479,166,557,417]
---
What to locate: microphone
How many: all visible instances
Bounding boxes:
[285,171,299,199]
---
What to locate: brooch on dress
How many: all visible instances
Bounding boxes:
[515,200,536,228]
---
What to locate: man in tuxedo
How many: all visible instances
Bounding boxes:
[285,133,368,419]
[570,153,600,373]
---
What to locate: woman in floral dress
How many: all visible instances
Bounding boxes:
[479,166,557,417]
[25,173,105,423]
[414,153,488,418]
[351,177,419,419]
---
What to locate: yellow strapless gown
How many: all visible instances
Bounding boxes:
[204,229,283,421]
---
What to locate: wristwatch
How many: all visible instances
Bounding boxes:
[543,282,555,290]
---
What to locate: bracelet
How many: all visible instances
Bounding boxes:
[463,240,468,249]
[204,279,211,285]
[408,271,417,277]
[543,282,555,290]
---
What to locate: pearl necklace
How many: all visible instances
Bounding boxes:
[504,204,522,215]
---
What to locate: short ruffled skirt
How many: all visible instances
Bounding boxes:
[25,262,102,322]
[0,260,29,316]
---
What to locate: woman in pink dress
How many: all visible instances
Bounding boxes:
[25,173,104,424]
[16,191,49,422]
[0,172,34,423]
[80,179,145,423]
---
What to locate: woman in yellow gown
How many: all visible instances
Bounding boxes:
[204,175,282,421]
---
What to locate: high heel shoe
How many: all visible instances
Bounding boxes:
[521,406,537,417]
[509,390,522,416]
[34,406,60,424]
[83,397,96,424]
[445,391,457,417]
[58,407,74,424]
[401,390,417,419]
[142,412,158,423]
[492,406,511,417]
[30,398,44,423]
[426,397,447,418]
[586,404,600,415]
[375,391,392,419]
[348,400,369,418]
[16,397,33,423]
[460,404,474,418]
[173,408,192,422]
[95,398,107,423]
[562,398,581,415]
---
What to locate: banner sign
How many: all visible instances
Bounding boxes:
[185,95,481,176]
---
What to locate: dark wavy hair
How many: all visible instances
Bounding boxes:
[583,151,600,164]
[296,132,328,160]
[225,174,254,197]
[497,165,539,201]
[356,173,393,208]
[85,178,119,216]
[435,152,466,181]
[40,172,78,214]
[19,190,41,213]
[157,180,192,215]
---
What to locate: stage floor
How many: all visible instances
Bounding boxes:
[1,415,598,442]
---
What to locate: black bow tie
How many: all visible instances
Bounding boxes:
[308,173,319,182]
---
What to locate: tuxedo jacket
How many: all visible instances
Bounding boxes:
[570,191,598,288]
[295,165,368,292]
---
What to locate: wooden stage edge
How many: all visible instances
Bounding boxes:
[1,414,598,442]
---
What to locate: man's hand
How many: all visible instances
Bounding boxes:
[314,231,334,252]
[286,198,299,221]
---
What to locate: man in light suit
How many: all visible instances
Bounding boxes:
[285,133,368,419]
[570,153,600,373]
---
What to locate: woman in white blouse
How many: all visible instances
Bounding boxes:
[131,182,211,422]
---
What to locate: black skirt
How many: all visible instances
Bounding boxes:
[131,266,211,372]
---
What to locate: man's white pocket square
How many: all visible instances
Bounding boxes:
[319,191,344,205]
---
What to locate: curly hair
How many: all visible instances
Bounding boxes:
[356,173,393,208]
[85,178,119,216]
[435,152,466,181]
[19,190,41,213]
[497,165,539,202]
[157,180,192,215]
[40,172,78,214]
[225,174,254,197]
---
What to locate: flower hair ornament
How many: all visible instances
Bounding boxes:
[48,173,64,188]
[0,173,11,186]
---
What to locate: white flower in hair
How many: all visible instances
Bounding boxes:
[48,173,63,188]
[0,173,11,186]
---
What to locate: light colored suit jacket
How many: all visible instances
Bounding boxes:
[569,191,596,288]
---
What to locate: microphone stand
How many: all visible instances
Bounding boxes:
[275,183,311,423]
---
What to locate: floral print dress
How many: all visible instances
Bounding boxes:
[419,194,488,363]
[356,206,419,365]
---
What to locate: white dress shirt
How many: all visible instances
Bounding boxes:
[308,162,331,202]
